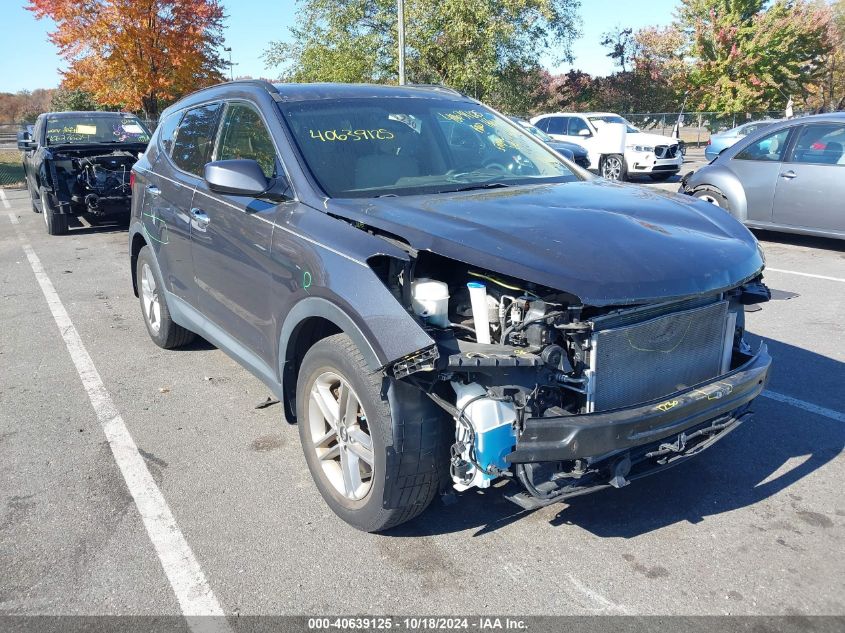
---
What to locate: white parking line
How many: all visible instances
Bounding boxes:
[8,213,231,632]
[0,188,10,209]
[762,390,845,423]
[766,268,845,283]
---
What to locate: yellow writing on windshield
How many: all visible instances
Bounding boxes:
[308,128,395,142]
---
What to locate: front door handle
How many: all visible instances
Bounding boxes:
[146,184,161,196]
[780,170,797,180]
[189,207,210,229]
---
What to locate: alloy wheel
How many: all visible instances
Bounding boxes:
[601,156,623,180]
[307,371,374,501]
[140,262,161,334]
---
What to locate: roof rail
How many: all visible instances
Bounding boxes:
[177,78,280,103]
[405,83,465,97]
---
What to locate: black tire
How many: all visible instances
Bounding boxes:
[26,175,39,213]
[648,172,675,182]
[40,187,68,235]
[693,188,731,211]
[297,334,443,532]
[600,154,627,181]
[136,245,195,349]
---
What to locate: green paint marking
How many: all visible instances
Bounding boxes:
[142,210,169,244]
[303,271,312,290]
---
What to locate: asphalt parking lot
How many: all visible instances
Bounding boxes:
[1,155,843,617]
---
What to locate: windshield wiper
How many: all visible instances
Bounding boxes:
[446,182,511,193]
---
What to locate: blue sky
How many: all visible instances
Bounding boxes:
[0,0,680,93]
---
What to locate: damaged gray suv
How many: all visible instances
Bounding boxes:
[129,81,772,532]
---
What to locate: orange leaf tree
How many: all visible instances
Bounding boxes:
[28,0,226,120]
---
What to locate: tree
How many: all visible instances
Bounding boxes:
[601,27,635,73]
[0,89,55,123]
[49,88,108,113]
[676,0,832,112]
[812,0,845,111]
[263,0,581,112]
[27,0,227,119]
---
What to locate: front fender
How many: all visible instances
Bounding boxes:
[686,165,749,222]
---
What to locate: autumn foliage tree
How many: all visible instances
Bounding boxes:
[27,0,227,119]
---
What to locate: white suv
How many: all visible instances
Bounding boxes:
[529,112,683,181]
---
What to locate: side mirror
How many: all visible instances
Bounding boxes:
[17,132,35,151]
[204,159,269,196]
[577,128,592,137]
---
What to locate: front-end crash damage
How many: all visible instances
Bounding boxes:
[366,240,772,510]
[40,148,140,215]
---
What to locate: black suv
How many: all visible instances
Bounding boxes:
[21,111,151,235]
[129,80,771,532]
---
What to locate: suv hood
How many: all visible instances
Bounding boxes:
[628,131,678,146]
[327,181,764,306]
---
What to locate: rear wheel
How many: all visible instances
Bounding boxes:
[40,187,68,235]
[600,154,626,181]
[136,246,195,349]
[297,334,443,532]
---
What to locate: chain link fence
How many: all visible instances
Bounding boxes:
[624,111,786,147]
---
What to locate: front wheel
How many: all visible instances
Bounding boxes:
[600,154,626,181]
[40,187,68,235]
[297,334,442,532]
[693,188,730,211]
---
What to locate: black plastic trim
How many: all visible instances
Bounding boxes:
[507,345,771,463]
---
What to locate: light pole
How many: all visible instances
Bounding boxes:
[397,0,406,85]
[223,46,234,81]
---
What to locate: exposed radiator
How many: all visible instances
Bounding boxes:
[588,301,730,412]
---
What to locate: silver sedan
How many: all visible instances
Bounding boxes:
[680,113,845,240]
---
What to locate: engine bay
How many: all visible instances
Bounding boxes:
[45,149,139,215]
[375,249,770,503]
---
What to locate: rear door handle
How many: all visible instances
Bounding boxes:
[189,207,210,228]
[146,184,161,196]
[780,170,797,180]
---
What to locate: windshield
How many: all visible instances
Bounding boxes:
[587,115,639,134]
[279,98,578,198]
[45,115,151,146]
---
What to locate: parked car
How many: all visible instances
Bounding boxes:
[130,80,771,532]
[529,112,684,181]
[681,113,845,240]
[510,117,591,169]
[20,111,151,235]
[705,120,777,162]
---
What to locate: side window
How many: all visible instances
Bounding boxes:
[789,124,845,166]
[568,117,591,137]
[534,118,549,132]
[171,102,222,176]
[216,103,277,178]
[157,111,183,156]
[735,128,790,162]
[546,117,567,135]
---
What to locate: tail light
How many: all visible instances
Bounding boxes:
[129,171,136,190]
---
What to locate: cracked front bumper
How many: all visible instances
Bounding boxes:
[508,344,771,464]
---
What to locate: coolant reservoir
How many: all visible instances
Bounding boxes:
[452,381,517,490]
[411,279,450,328]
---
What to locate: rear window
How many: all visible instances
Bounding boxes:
[157,111,183,156]
[279,97,577,198]
[171,103,222,176]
